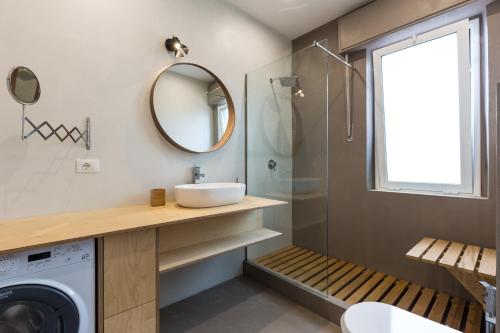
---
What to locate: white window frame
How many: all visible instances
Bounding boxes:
[373,18,481,196]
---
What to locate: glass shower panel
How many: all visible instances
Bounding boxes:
[246,41,330,298]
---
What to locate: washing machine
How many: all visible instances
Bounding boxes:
[0,239,95,333]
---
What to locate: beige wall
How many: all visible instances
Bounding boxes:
[0,0,291,218]
[0,0,291,307]
[293,1,499,298]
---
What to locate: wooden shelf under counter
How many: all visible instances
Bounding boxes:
[159,227,282,272]
[158,208,282,273]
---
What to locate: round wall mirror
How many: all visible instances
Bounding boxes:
[150,63,235,153]
[7,66,41,105]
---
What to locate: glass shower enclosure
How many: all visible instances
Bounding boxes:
[246,40,332,298]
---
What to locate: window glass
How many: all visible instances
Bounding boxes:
[382,33,461,184]
[373,19,480,195]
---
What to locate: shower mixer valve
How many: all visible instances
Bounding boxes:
[267,159,277,172]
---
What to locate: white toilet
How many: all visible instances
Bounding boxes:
[341,302,461,333]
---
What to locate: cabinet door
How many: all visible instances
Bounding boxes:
[103,229,157,318]
[104,301,157,333]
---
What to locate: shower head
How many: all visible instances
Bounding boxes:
[270,76,298,87]
[270,76,305,98]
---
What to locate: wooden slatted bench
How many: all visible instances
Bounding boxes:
[406,237,496,309]
[254,245,484,332]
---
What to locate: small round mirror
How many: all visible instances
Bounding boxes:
[150,63,235,153]
[7,66,41,105]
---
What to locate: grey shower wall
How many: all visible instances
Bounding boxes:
[291,1,500,299]
[289,44,329,256]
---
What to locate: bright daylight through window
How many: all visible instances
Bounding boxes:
[373,18,480,195]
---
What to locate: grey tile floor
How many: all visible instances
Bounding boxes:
[160,277,341,333]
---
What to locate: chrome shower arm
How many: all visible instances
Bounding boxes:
[312,41,358,142]
[312,41,355,71]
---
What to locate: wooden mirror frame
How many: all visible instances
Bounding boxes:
[150,63,235,154]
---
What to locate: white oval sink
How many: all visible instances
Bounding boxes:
[174,183,246,208]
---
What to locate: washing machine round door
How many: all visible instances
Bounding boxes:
[0,284,79,333]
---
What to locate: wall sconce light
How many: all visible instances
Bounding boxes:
[165,36,189,58]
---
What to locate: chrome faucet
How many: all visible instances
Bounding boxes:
[193,166,205,184]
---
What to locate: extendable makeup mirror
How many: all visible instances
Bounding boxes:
[6,66,91,149]
[7,66,41,105]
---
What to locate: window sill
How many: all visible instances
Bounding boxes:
[368,188,487,200]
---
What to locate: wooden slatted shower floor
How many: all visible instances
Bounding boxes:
[254,245,484,333]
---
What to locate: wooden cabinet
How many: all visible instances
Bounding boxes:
[0,196,285,333]
[102,229,158,332]
[103,301,157,333]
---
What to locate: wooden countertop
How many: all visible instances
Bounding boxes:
[0,196,286,254]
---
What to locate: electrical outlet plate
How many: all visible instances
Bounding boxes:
[76,159,100,173]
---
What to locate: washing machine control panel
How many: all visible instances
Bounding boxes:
[0,239,94,279]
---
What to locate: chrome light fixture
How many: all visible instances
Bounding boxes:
[165,36,189,58]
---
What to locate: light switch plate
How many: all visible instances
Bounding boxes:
[76,159,100,173]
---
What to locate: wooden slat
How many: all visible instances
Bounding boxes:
[422,240,450,264]
[259,247,302,266]
[273,250,316,272]
[296,258,339,283]
[439,242,465,268]
[457,245,481,272]
[334,269,374,300]
[464,302,482,333]
[327,266,366,295]
[255,245,296,263]
[445,297,466,330]
[396,284,422,311]
[406,237,435,259]
[364,275,397,302]
[381,280,409,305]
[428,293,450,323]
[412,288,435,316]
[280,253,323,275]
[311,262,354,290]
[257,245,485,333]
[345,272,386,305]
[265,248,309,269]
[304,260,346,288]
[287,256,327,279]
[477,248,496,279]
